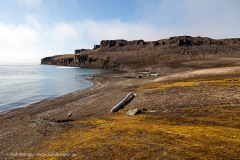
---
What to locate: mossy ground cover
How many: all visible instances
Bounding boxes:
[139,77,240,91]
[28,107,240,159]
[28,77,240,160]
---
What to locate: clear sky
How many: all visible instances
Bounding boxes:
[0,0,239,64]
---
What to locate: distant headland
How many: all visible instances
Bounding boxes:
[41,36,240,70]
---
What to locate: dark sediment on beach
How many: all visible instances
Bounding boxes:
[1,36,240,159]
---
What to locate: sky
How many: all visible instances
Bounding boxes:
[0,0,239,64]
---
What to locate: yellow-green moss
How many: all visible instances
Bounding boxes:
[139,77,240,91]
[28,103,240,160]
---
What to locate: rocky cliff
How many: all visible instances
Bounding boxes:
[41,36,240,70]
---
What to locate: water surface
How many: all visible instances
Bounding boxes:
[0,64,107,112]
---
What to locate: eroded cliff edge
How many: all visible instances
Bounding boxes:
[41,36,240,70]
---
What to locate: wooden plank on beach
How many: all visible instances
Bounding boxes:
[111,92,134,113]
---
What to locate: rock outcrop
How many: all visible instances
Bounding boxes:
[41,36,240,69]
[75,49,89,54]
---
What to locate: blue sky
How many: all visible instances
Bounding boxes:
[0,0,239,64]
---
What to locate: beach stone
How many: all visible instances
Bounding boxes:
[127,108,139,116]
[67,112,72,117]
[127,108,148,116]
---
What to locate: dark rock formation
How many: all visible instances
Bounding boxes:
[41,36,240,69]
[93,45,100,50]
[116,40,127,46]
[41,57,52,64]
[100,40,116,48]
[75,49,90,54]
[73,53,117,68]
[99,39,146,48]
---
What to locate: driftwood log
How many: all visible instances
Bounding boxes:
[111,92,134,113]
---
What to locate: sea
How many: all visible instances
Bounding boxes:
[0,64,108,113]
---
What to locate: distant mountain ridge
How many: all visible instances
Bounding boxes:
[41,36,240,70]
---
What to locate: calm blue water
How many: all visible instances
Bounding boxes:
[0,64,107,113]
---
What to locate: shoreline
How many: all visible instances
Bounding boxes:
[0,70,110,115]
[0,64,111,114]
[0,70,137,157]
[0,75,94,115]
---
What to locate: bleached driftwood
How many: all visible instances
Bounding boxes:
[111,92,134,113]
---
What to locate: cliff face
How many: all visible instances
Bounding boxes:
[41,36,240,69]
[41,55,75,66]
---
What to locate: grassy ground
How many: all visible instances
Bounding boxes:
[28,77,240,160]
